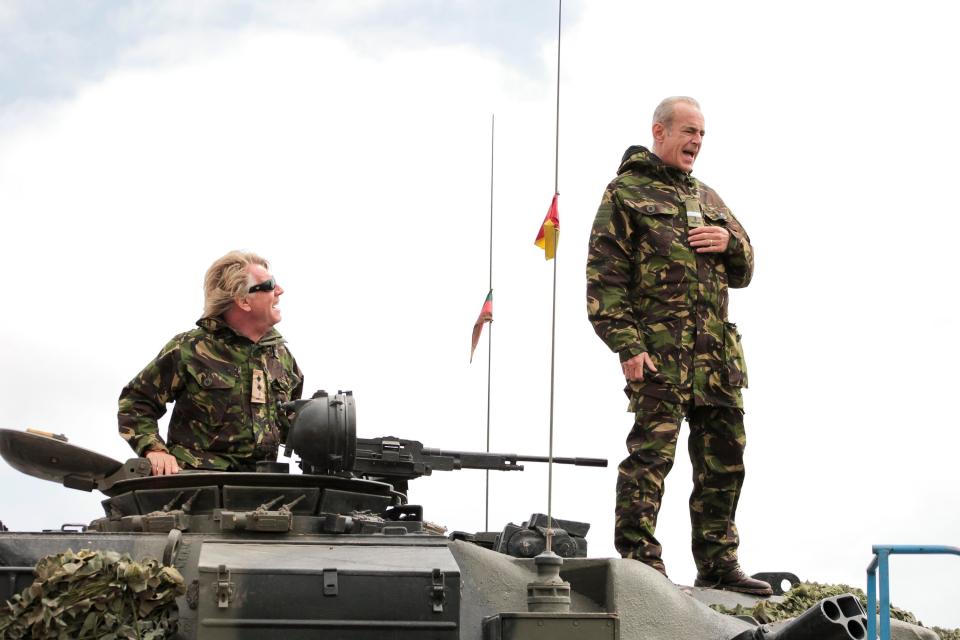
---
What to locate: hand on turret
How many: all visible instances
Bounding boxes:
[146,450,180,476]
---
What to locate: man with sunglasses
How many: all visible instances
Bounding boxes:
[119,250,303,475]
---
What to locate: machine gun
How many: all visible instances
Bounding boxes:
[283,391,606,491]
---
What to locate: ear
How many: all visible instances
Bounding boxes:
[234,296,252,312]
[652,121,666,144]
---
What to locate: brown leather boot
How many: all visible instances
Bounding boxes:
[694,566,773,596]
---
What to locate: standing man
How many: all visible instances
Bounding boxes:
[586,97,771,595]
[119,250,303,475]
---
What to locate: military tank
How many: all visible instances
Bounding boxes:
[0,391,888,640]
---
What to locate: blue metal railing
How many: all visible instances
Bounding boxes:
[866,544,960,640]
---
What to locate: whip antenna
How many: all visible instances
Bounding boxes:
[485,114,495,531]
[545,0,563,554]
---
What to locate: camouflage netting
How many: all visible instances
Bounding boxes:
[709,582,960,640]
[0,549,186,639]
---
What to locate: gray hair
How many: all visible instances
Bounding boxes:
[202,250,270,318]
[652,96,701,128]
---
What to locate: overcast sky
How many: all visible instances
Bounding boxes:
[1,0,958,630]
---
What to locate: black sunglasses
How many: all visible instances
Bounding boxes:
[248,278,276,294]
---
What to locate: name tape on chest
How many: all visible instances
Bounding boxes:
[684,196,704,229]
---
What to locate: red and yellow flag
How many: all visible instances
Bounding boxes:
[470,290,493,363]
[534,194,560,260]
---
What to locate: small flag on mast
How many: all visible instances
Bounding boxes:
[470,290,494,363]
[534,194,560,260]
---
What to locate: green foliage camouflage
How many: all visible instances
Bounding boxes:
[709,581,960,639]
[0,549,185,639]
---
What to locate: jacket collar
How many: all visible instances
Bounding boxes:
[618,145,695,187]
[197,316,285,346]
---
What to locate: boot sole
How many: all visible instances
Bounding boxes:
[693,581,773,596]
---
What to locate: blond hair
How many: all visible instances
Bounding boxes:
[203,250,269,318]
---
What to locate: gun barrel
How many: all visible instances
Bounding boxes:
[419,449,522,471]
[515,455,608,467]
[420,448,607,469]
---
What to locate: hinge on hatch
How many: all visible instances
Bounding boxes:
[216,564,234,609]
[430,568,445,612]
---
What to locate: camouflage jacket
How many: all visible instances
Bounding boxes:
[118,317,303,470]
[586,146,754,408]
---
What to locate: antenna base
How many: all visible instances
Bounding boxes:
[526,551,571,613]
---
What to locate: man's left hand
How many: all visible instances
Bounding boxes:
[689,225,729,253]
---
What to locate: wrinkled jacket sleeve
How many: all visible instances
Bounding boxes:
[290,357,304,402]
[722,209,753,288]
[586,185,645,362]
[118,337,185,456]
[278,350,305,443]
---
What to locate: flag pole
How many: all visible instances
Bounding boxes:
[545,0,562,555]
[485,114,495,532]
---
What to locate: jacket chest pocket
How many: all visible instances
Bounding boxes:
[265,356,298,402]
[625,201,686,287]
[702,205,731,279]
[184,362,240,426]
[629,202,680,257]
[702,205,730,227]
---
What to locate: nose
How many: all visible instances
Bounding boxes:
[275,283,284,296]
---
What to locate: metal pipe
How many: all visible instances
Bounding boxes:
[866,560,876,640]
[878,550,889,640]
[865,545,960,640]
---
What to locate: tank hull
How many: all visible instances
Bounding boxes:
[0,528,758,640]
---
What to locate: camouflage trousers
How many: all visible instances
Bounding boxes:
[615,395,746,576]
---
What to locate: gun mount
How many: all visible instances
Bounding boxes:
[284,391,606,492]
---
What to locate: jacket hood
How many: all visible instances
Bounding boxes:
[197,316,285,346]
[618,145,692,184]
